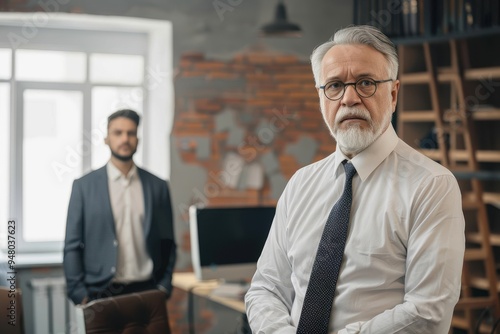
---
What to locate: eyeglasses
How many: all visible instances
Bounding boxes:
[319,78,393,101]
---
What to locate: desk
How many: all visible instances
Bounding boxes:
[172,272,249,334]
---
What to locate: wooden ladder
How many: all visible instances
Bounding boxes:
[398,40,500,333]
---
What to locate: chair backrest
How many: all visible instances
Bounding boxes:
[76,289,171,334]
[0,286,24,334]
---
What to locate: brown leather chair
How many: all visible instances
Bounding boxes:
[77,289,171,334]
[0,286,24,334]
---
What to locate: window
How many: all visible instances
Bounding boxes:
[0,14,172,252]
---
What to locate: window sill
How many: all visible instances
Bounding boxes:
[16,252,63,269]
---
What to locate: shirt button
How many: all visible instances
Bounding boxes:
[111,267,116,274]
[113,240,118,247]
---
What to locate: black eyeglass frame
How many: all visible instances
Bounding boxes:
[319,78,393,101]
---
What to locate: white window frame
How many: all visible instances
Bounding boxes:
[0,13,173,253]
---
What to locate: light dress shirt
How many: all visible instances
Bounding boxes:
[245,124,465,334]
[107,162,153,283]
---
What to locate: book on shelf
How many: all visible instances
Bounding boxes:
[353,0,500,40]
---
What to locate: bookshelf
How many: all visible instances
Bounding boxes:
[355,1,500,332]
[354,0,500,40]
[396,30,500,334]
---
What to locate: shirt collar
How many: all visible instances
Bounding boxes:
[107,161,138,181]
[334,123,399,182]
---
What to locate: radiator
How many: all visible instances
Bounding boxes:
[29,277,77,334]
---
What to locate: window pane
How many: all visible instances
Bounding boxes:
[16,50,86,82]
[0,49,11,79]
[0,84,10,249]
[91,86,144,170]
[23,90,83,242]
[90,53,144,84]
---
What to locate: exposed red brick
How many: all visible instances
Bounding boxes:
[246,73,273,81]
[206,72,239,79]
[194,99,222,112]
[275,73,315,81]
[181,52,205,61]
[194,61,228,71]
[273,55,300,64]
[246,54,276,65]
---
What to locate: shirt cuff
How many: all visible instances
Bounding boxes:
[157,284,171,298]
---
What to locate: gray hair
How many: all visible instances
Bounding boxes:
[310,25,399,87]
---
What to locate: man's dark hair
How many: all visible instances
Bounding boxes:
[107,109,140,128]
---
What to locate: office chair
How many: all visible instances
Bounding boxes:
[76,289,171,334]
[0,286,24,334]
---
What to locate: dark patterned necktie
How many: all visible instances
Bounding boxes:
[297,160,357,334]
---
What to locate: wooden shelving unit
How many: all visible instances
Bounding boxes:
[397,33,500,333]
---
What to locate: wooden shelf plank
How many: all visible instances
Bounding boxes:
[455,297,496,310]
[464,248,486,261]
[443,108,500,121]
[484,193,500,209]
[472,108,500,121]
[451,150,500,163]
[419,149,500,163]
[470,276,500,291]
[398,112,435,122]
[465,67,500,80]
[463,192,500,209]
[467,233,500,247]
[451,314,493,333]
[399,72,430,84]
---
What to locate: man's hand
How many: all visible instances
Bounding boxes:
[157,285,171,299]
[80,296,89,305]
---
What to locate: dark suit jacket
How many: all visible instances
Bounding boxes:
[63,165,176,305]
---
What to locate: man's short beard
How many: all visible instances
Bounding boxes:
[111,149,135,162]
[329,106,392,156]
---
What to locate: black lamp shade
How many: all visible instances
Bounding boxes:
[261,2,302,37]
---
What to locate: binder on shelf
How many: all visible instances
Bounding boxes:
[355,0,500,42]
[409,0,419,36]
[493,0,500,26]
[402,0,412,36]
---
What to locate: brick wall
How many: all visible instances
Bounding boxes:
[169,49,337,333]
[173,50,335,205]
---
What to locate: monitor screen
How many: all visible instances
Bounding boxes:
[189,205,275,282]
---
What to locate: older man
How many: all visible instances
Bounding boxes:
[245,25,465,334]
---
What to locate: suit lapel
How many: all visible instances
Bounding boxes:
[96,166,116,235]
[138,168,153,236]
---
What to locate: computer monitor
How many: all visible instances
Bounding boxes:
[189,205,275,282]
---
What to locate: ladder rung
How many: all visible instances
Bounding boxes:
[400,72,431,84]
[436,70,457,82]
[467,232,500,247]
[449,150,500,163]
[464,248,486,261]
[455,297,496,310]
[419,149,441,160]
[465,67,500,80]
[485,193,500,209]
[452,314,492,333]
[470,107,500,120]
[415,149,500,163]
[398,111,435,122]
[469,276,500,291]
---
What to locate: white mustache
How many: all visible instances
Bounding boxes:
[335,107,371,123]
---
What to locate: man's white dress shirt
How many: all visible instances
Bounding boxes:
[107,162,153,283]
[245,124,465,334]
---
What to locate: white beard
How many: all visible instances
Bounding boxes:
[329,106,392,156]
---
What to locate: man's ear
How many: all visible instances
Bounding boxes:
[104,136,109,145]
[391,79,400,111]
